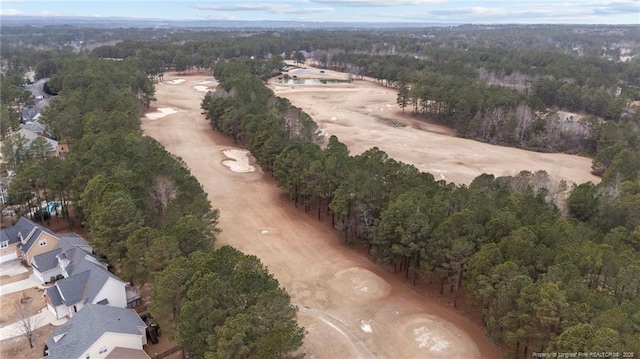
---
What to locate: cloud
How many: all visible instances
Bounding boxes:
[592,1,640,14]
[39,10,61,16]
[0,8,23,15]
[194,3,333,14]
[309,0,445,6]
[0,0,25,3]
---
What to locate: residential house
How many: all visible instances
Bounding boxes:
[14,217,60,264]
[0,217,27,263]
[17,128,59,157]
[43,303,149,359]
[31,233,92,284]
[0,217,58,264]
[45,255,130,319]
[21,107,41,123]
[22,119,53,138]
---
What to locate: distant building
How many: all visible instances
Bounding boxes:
[21,107,41,123]
[17,128,59,157]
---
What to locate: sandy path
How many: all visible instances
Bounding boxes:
[141,74,502,359]
[268,67,600,186]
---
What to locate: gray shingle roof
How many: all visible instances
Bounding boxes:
[21,107,40,122]
[32,248,61,272]
[57,233,90,250]
[47,286,63,307]
[32,233,93,281]
[45,304,147,359]
[16,128,58,153]
[1,217,51,246]
[52,256,124,307]
[56,271,90,306]
[72,257,122,302]
[15,217,56,254]
[22,119,48,134]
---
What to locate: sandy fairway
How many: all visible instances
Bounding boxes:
[268,67,600,186]
[141,74,502,358]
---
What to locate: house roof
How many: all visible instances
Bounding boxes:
[17,128,58,152]
[33,232,93,277]
[53,255,124,306]
[20,226,56,254]
[105,347,151,359]
[1,216,54,247]
[56,270,90,306]
[57,233,90,250]
[32,248,62,273]
[47,286,64,307]
[22,119,48,134]
[45,304,147,359]
[21,107,40,122]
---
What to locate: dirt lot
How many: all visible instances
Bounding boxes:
[0,288,45,327]
[267,65,600,186]
[141,73,503,358]
[0,324,52,359]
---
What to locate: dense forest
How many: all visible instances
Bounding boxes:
[2,24,639,358]
[0,51,304,357]
[4,25,638,167]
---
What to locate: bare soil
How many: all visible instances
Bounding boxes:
[0,288,45,327]
[141,73,503,358]
[268,65,600,186]
[0,324,53,359]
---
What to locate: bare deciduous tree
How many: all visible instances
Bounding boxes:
[15,296,41,349]
[151,175,177,215]
[515,103,535,145]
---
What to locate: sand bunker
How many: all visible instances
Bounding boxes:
[198,80,216,85]
[259,227,279,236]
[166,79,185,85]
[328,267,391,301]
[222,149,256,173]
[193,85,210,92]
[145,107,178,120]
[360,319,373,333]
[398,315,480,358]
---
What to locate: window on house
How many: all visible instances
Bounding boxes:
[39,239,47,247]
[0,241,7,248]
[99,346,107,355]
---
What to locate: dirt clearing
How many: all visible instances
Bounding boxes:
[141,74,502,358]
[267,65,599,186]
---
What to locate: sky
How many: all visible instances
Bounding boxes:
[0,0,639,24]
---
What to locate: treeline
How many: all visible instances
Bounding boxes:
[1,54,304,357]
[70,27,640,162]
[203,60,640,358]
[319,51,637,158]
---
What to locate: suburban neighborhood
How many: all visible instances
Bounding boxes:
[0,217,157,359]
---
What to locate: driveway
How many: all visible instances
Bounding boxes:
[0,275,43,297]
[0,260,28,278]
[0,307,67,340]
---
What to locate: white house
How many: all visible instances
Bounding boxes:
[45,255,128,319]
[43,303,149,359]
